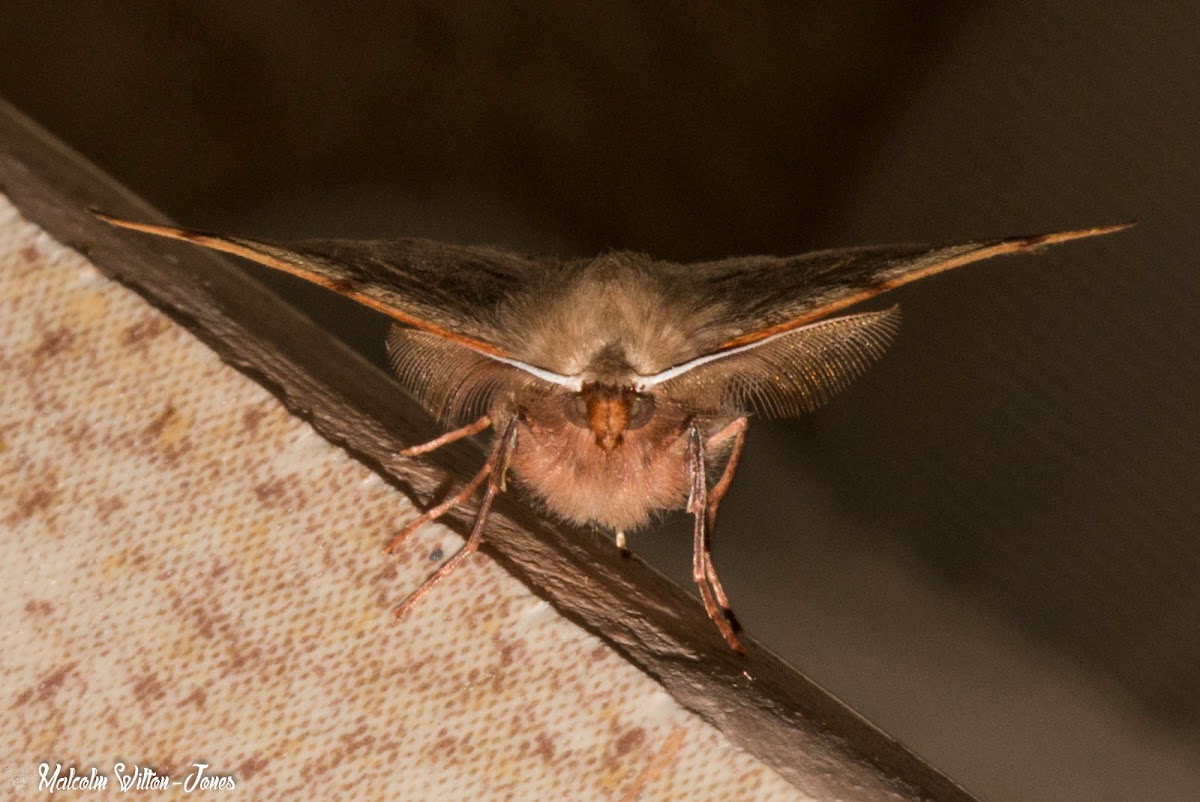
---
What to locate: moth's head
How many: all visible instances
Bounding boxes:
[563,382,656,451]
[560,342,655,451]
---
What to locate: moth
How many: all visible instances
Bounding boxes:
[98,212,1125,651]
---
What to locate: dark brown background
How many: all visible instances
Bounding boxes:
[3,4,1197,799]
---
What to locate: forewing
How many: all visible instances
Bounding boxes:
[656,308,901,418]
[96,215,547,355]
[670,225,1127,350]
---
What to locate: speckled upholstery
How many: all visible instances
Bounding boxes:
[0,196,804,801]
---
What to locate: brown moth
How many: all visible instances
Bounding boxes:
[98,213,1126,651]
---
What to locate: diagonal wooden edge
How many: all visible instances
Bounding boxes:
[0,96,978,801]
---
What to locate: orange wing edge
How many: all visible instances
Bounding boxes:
[93,211,509,357]
[718,223,1133,350]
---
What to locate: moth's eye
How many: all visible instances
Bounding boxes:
[626,394,655,430]
[563,393,589,427]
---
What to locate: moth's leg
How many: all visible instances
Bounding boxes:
[383,464,490,554]
[702,417,748,616]
[392,417,519,617]
[385,415,495,553]
[687,422,745,652]
[686,424,720,630]
[400,414,492,456]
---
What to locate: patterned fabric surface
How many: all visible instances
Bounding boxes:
[0,195,806,801]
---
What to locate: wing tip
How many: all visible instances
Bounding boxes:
[90,208,118,225]
[91,210,211,244]
[1008,221,1135,250]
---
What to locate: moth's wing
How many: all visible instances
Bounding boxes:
[655,308,901,418]
[672,225,1129,351]
[95,214,546,356]
[386,326,544,425]
[650,224,1128,419]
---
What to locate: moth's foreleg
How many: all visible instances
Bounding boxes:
[391,417,519,618]
[687,422,745,653]
[400,414,492,457]
[384,414,494,554]
[702,417,748,617]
